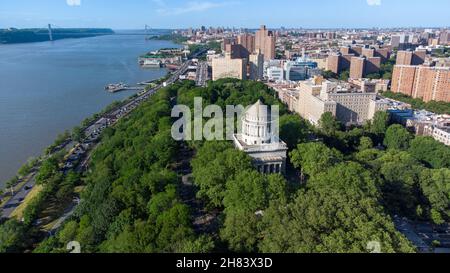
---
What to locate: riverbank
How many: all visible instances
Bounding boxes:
[0,34,179,187]
[0,28,115,44]
[0,67,177,218]
[147,33,188,44]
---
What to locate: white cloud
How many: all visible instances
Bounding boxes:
[66,0,81,6]
[156,1,236,16]
[367,0,381,6]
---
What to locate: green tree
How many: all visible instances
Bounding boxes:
[382,72,392,80]
[18,159,34,177]
[290,142,343,177]
[319,112,341,136]
[5,176,19,195]
[0,220,27,253]
[220,171,288,252]
[259,188,414,253]
[179,235,215,253]
[58,221,79,245]
[192,142,253,207]
[72,126,85,142]
[366,72,381,79]
[383,124,412,150]
[280,115,310,149]
[358,136,374,151]
[322,70,337,79]
[371,111,390,137]
[339,70,350,81]
[33,237,62,253]
[409,136,450,169]
[419,168,450,224]
[223,170,267,213]
[375,150,423,216]
[307,162,380,199]
[35,157,59,184]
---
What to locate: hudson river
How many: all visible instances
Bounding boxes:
[0,33,178,186]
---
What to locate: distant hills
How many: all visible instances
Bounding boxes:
[0,28,115,44]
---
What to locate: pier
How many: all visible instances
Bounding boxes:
[105,83,145,93]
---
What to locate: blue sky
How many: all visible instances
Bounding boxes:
[0,0,449,29]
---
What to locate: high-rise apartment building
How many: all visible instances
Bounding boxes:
[327,54,340,74]
[391,35,401,48]
[439,31,449,45]
[212,52,247,81]
[366,57,381,74]
[362,47,375,58]
[222,37,237,52]
[328,45,387,76]
[391,65,450,102]
[249,51,264,80]
[255,25,276,61]
[349,56,381,79]
[237,33,255,55]
[225,43,249,59]
[350,57,366,79]
[396,50,426,65]
[327,53,354,74]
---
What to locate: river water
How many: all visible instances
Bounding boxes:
[0,33,178,187]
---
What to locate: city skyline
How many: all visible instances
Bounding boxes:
[1,0,450,29]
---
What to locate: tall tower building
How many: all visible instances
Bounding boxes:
[237,33,255,55]
[391,65,450,102]
[249,50,264,80]
[396,50,426,66]
[350,57,365,79]
[255,25,276,61]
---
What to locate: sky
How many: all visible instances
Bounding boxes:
[0,0,449,29]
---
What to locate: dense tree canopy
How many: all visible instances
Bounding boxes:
[290,142,344,177]
[384,124,413,150]
[409,136,450,169]
[280,114,310,150]
[319,112,342,136]
[4,79,448,254]
[0,220,28,253]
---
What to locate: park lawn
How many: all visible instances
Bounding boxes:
[10,184,44,220]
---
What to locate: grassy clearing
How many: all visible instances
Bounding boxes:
[10,184,44,220]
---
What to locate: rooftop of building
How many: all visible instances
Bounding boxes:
[389,108,450,125]
[233,134,288,152]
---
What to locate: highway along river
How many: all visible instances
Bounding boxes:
[0,32,179,186]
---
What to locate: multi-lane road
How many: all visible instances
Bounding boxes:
[195,61,209,87]
[0,175,36,219]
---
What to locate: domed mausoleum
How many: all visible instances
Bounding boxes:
[233,100,288,174]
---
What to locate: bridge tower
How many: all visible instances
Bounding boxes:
[48,24,53,41]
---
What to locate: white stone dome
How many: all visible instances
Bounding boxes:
[245,99,270,122]
[242,100,275,145]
